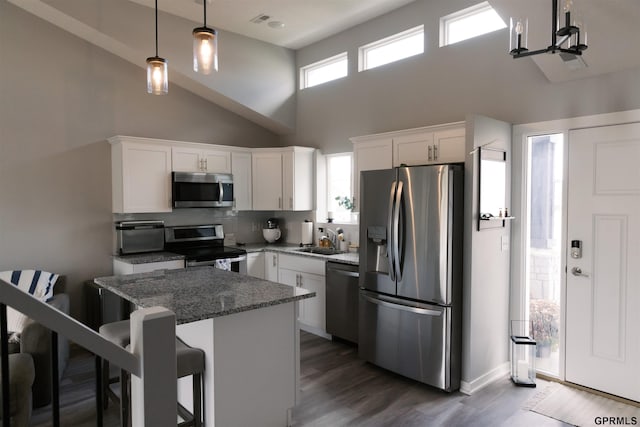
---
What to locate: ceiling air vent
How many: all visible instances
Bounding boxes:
[250,14,271,24]
[559,53,588,71]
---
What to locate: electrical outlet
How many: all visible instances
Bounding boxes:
[251,221,257,232]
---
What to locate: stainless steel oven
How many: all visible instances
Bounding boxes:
[172,172,234,208]
[164,224,246,272]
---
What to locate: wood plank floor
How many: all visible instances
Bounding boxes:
[32,332,568,426]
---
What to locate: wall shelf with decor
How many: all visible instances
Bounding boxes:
[479,215,515,227]
[477,146,509,231]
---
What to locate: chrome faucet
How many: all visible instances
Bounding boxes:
[325,228,338,248]
[323,227,344,249]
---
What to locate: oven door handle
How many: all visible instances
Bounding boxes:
[186,255,247,267]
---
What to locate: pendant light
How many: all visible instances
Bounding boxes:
[146,0,168,95]
[509,0,587,59]
[193,0,218,74]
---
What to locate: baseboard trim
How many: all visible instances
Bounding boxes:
[460,362,510,395]
[299,324,331,340]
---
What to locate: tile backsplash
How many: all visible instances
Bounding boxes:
[113,209,359,249]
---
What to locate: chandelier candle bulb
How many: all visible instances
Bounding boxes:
[509,17,528,55]
[509,0,586,59]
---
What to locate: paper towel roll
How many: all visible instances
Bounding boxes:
[301,222,313,245]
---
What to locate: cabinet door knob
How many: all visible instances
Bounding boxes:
[433,144,438,160]
[427,145,433,161]
[205,158,208,170]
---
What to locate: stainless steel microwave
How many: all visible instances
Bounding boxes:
[172,172,234,208]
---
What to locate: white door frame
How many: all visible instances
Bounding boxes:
[510,108,640,381]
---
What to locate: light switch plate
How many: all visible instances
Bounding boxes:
[501,235,509,252]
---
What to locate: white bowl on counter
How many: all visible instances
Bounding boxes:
[263,228,281,243]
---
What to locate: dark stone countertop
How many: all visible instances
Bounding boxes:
[234,243,359,266]
[94,266,314,324]
[113,252,185,264]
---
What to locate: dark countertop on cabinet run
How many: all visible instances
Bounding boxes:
[113,252,185,264]
[94,266,314,324]
[235,243,359,266]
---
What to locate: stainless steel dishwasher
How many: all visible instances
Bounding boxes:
[326,261,359,343]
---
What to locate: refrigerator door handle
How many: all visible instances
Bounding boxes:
[387,181,397,281]
[361,294,443,317]
[393,180,403,282]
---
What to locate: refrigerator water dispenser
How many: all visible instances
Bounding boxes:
[367,226,389,273]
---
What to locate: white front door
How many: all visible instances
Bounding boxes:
[565,123,640,401]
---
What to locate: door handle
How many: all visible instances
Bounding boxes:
[361,294,442,316]
[387,181,397,281]
[571,267,589,277]
[393,180,403,282]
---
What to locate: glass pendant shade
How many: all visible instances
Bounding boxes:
[193,27,218,74]
[146,56,168,95]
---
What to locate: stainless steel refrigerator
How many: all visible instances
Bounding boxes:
[358,164,463,392]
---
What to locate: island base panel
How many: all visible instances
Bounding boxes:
[177,302,298,426]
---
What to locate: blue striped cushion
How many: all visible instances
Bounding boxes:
[0,270,59,337]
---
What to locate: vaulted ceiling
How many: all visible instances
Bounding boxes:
[8,0,640,133]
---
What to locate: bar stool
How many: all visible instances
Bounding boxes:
[98,319,130,413]
[97,320,205,427]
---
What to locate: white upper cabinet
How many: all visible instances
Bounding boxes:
[393,132,434,166]
[433,127,466,164]
[231,150,252,211]
[110,136,173,213]
[352,123,465,210]
[351,138,393,211]
[172,145,231,173]
[393,125,465,167]
[283,148,314,211]
[252,151,283,210]
[252,147,314,211]
[110,136,316,213]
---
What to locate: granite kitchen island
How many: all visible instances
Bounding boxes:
[94,266,315,427]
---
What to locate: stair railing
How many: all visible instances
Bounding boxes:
[0,278,177,427]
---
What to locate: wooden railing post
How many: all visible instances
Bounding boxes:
[129,307,176,427]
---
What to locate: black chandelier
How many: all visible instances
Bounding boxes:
[509,0,587,59]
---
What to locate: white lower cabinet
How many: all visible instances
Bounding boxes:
[278,254,327,337]
[264,251,279,282]
[246,252,265,279]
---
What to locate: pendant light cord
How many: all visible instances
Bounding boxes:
[203,0,207,28]
[154,0,159,57]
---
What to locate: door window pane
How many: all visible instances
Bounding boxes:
[526,133,563,376]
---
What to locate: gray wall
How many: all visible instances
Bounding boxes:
[462,115,512,388]
[286,0,640,153]
[38,0,297,132]
[284,0,639,388]
[0,2,278,320]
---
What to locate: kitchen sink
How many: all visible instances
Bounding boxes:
[295,247,346,256]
